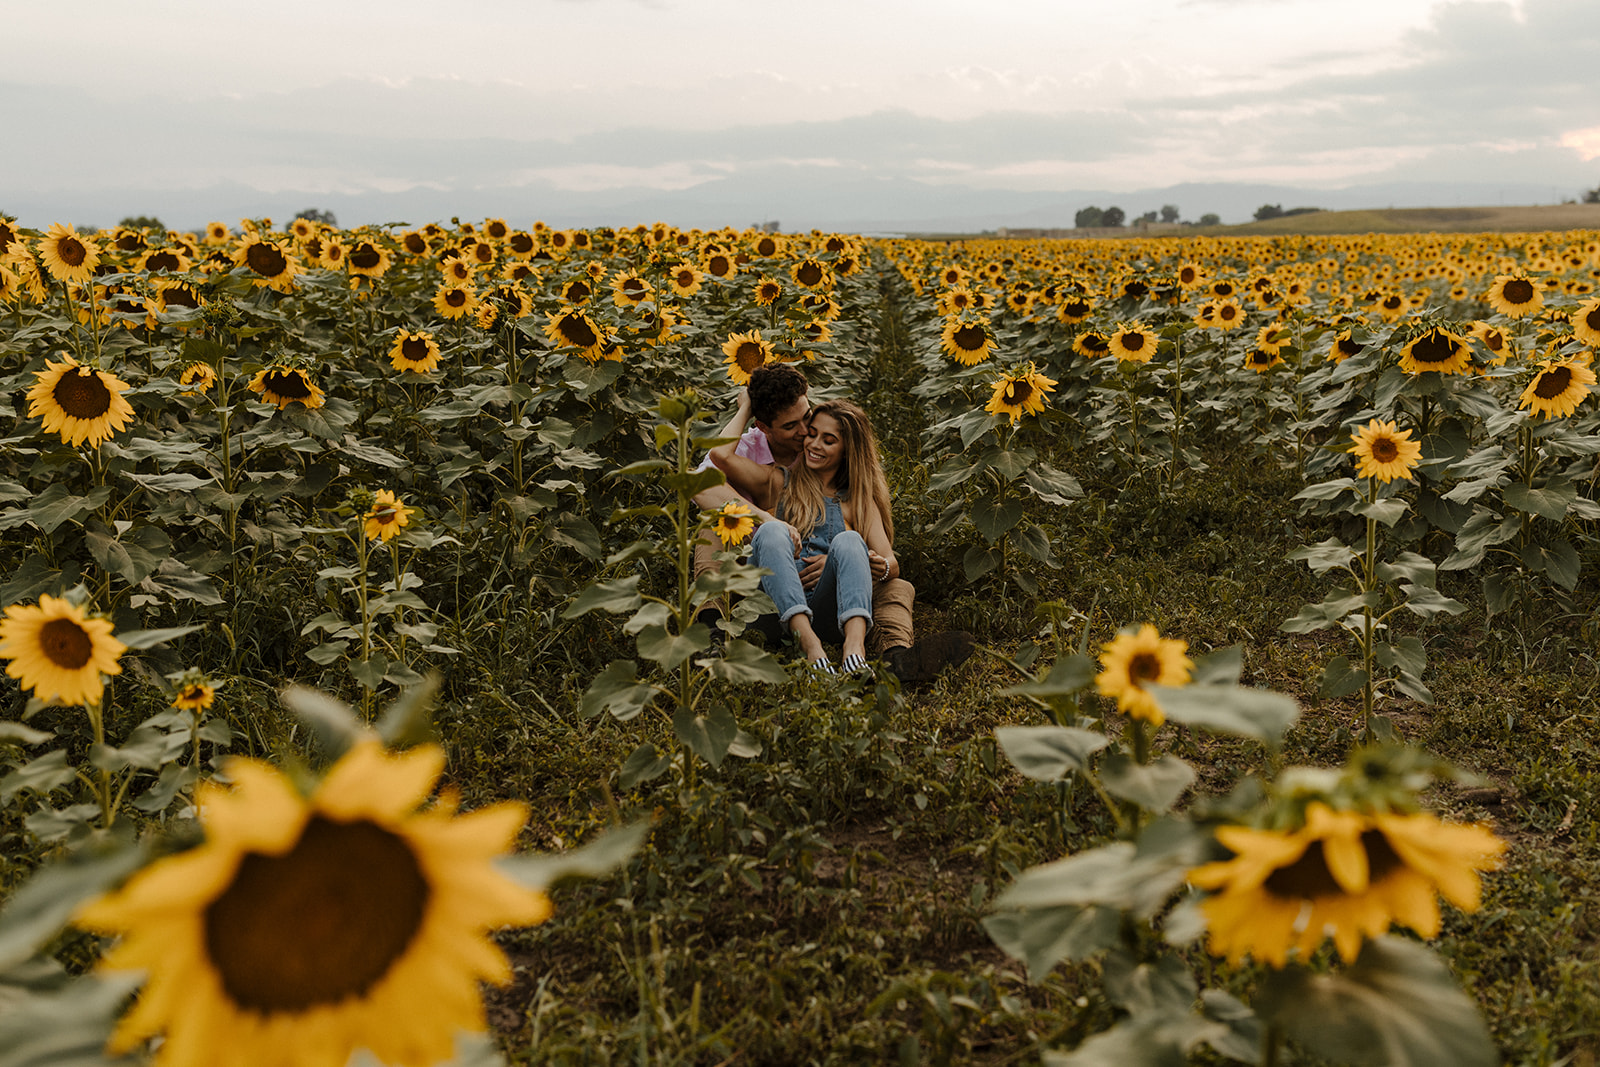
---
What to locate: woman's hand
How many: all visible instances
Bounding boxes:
[867,549,894,583]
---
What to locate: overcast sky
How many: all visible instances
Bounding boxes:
[3,0,1597,228]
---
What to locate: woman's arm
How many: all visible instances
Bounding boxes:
[708,393,783,510]
[857,498,898,582]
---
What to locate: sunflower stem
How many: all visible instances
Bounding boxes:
[86,690,114,829]
[1361,476,1378,740]
[356,523,373,721]
[1262,1023,1284,1067]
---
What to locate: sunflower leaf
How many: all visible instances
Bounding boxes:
[701,640,787,684]
[1149,684,1299,746]
[1254,936,1496,1067]
[112,625,203,650]
[281,686,364,758]
[580,661,657,721]
[1503,482,1576,522]
[1319,656,1368,699]
[995,725,1108,782]
[982,904,1121,983]
[0,839,147,970]
[0,751,75,804]
[561,575,643,619]
[1353,497,1408,527]
[1099,753,1195,812]
[497,820,649,891]
[1287,537,1356,574]
[673,703,737,768]
[636,623,711,669]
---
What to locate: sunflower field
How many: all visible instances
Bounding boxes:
[0,213,1598,1066]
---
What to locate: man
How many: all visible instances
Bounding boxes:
[692,365,973,684]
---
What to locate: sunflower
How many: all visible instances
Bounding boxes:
[753,275,784,307]
[790,258,831,291]
[248,366,326,410]
[389,330,442,374]
[1188,802,1504,967]
[1176,263,1204,289]
[710,501,756,547]
[365,490,416,542]
[441,257,474,284]
[1571,297,1600,347]
[1485,274,1543,317]
[1213,300,1245,331]
[431,284,479,321]
[1108,325,1157,364]
[347,240,392,279]
[751,233,784,258]
[1073,330,1111,358]
[234,236,299,293]
[1397,326,1471,375]
[702,252,736,280]
[668,264,703,298]
[1520,357,1597,419]
[800,292,840,321]
[1055,297,1093,325]
[490,284,533,319]
[1348,419,1421,483]
[171,678,217,711]
[204,222,230,245]
[721,330,775,385]
[1468,321,1509,364]
[0,594,125,707]
[1095,624,1192,727]
[27,358,136,447]
[543,309,607,362]
[559,278,593,305]
[179,362,217,395]
[76,739,552,1067]
[37,223,102,285]
[1371,292,1407,321]
[940,316,995,366]
[137,247,190,274]
[610,272,653,308]
[1254,323,1289,355]
[1243,347,1284,373]
[1327,329,1364,364]
[984,363,1057,424]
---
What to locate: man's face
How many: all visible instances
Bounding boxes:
[757,394,811,454]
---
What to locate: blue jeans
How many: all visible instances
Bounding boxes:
[749,522,874,644]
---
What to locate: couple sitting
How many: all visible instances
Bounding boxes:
[696,365,973,680]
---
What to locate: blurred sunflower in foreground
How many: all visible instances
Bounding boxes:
[1190,800,1504,967]
[77,739,553,1067]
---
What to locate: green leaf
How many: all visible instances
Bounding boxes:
[622,602,672,636]
[126,471,215,492]
[982,905,1120,983]
[580,661,657,722]
[1023,463,1084,505]
[1281,591,1373,633]
[548,514,602,560]
[1400,584,1466,618]
[1149,684,1300,746]
[994,725,1108,782]
[1354,497,1409,527]
[617,743,671,788]
[113,625,203,650]
[1099,753,1195,812]
[962,544,1001,580]
[280,686,363,759]
[1319,656,1369,699]
[12,485,113,534]
[497,821,648,890]
[1189,646,1243,687]
[1293,477,1359,502]
[1254,936,1496,1067]
[970,497,1025,543]
[1009,523,1060,566]
[0,751,75,803]
[1000,655,1096,702]
[0,971,144,1067]
[350,655,388,690]
[1504,481,1576,522]
[636,623,711,669]
[997,830,1208,920]
[673,703,737,769]
[1525,538,1582,589]
[560,575,643,619]
[1287,537,1356,574]
[702,639,787,684]
[1375,551,1437,588]
[376,674,440,748]
[0,723,54,747]
[0,839,147,969]
[138,558,223,606]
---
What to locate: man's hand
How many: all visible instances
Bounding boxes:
[799,553,826,591]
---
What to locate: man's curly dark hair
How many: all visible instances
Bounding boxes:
[747,364,810,426]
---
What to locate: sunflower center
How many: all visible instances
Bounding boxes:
[350,245,381,270]
[245,243,288,277]
[1249,350,1271,366]
[1371,436,1400,462]
[1128,651,1162,683]
[1004,380,1033,405]
[734,342,767,372]
[1337,338,1363,357]
[57,237,88,268]
[622,278,647,297]
[1121,333,1146,352]
[204,816,429,1014]
[39,618,93,669]
[1408,331,1457,365]
[1220,306,1238,321]
[144,251,180,272]
[1502,279,1535,304]
[163,287,199,309]
[1383,296,1403,310]
[445,290,467,308]
[1082,334,1109,352]
[756,238,777,256]
[953,326,987,351]
[558,314,598,348]
[796,263,823,286]
[1534,366,1574,399]
[566,281,590,302]
[264,370,312,399]
[1583,307,1600,332]
[1124,281,1149,298]
[373,506,397,523]
[708,255,731,277]
[400,337,431,362]
[54,368,112,419]
[1062,300,1090,316]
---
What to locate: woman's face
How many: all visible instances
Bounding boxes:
[803,412,845,473]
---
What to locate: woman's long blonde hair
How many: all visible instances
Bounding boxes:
[780,399,894,544]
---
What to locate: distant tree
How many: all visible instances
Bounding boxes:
[1075,206,1104,228]
[1136,210,1159,225]
[1160,204,1181,224]
[1282,206,1324,217]
[288,208,338,231]
[1198,213,1221,226]
[1585,185,1600,204]
[1101,206,1126,228]
[1254,204,1285,221]
[117,215,164,230]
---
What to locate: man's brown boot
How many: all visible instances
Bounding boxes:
[883,632,975,685]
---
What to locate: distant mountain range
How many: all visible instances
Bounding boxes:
[3,176,1585,235]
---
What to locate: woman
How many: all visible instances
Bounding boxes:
[711,395,897,674]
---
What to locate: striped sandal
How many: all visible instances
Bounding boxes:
[841,653,869,676]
